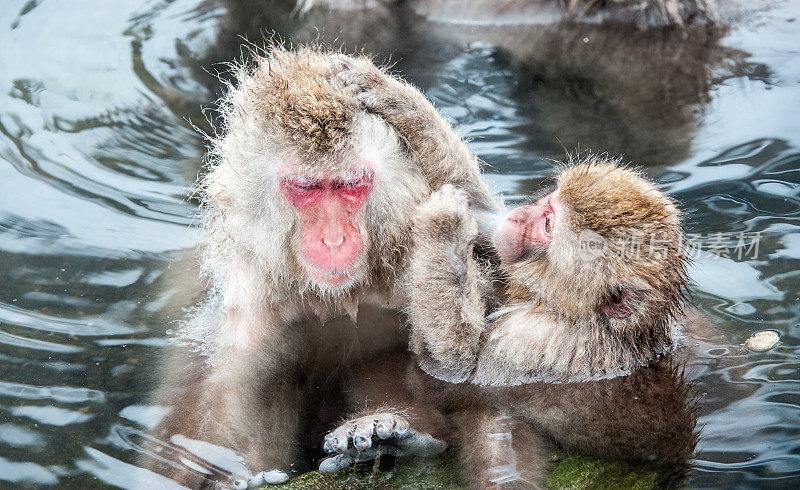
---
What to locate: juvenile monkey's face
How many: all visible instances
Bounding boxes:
[493,189,561,264]
[280,168,374,289]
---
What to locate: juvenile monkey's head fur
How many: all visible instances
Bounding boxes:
[198,45,428,319]
[494,158,688,380]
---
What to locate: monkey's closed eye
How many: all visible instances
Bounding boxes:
[286,178,320,191]
[337,179,362,189]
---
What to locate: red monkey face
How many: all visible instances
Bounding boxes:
[494,188,560,263]
[280,171,374,288]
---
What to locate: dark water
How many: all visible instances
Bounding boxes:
[1,0,799,487]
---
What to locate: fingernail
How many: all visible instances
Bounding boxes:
[375,423,391,438]
[353,435,369,450]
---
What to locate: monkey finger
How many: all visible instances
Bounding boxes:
[354,91,382,112]
[351,417,377,451]
[323,434,349,454]
[390,414,411,438]
[433,184,470,208]
[328,53,356,73]
[325,423,355,453]
[324,413,412,454]
[323,433,335,453]
[323,433,340,452]
[318,453,355,474]
[329,53,377,77]
[373,413,397,439]
[394,431,448,457]
[333,68,364,88]
[421,187,474,226]
[335,74,364,98]
[334,70,388,113]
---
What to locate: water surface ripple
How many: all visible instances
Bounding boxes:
[0,0,798,486]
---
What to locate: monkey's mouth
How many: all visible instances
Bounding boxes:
[495,224,536,263]
[299,231,364,288]
[305,262,361,288]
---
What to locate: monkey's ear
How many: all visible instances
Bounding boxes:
[600,286,643,319]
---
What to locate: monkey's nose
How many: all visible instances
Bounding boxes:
[507,207,531,225]
[323,233,345,248]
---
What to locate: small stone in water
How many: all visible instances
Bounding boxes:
[744,331,780,352]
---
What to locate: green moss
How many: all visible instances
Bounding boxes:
[269,451,676,489]
[275,451,463,489]
[546,454,676,489]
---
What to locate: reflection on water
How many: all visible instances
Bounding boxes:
[0,0,798,486]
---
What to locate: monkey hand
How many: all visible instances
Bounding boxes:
[416,184,478,238]
[318,413,447,474]
[330,54,422,125]
[413,184,479,276]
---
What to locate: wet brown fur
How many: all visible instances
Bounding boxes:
[332,350,698,488]
[403,356,699,488]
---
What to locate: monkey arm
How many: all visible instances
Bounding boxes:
[407,185,490,383]
[148,305,303,488]
[332,55,498,211]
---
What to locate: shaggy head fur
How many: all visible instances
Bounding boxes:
[248,47,355,159]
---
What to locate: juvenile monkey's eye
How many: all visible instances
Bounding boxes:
[544,214,553,235]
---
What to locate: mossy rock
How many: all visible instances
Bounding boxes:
[277,451,463,489]
[269,451,677,489]
[546,454,678,489]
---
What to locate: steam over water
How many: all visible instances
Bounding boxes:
[0,0,799,486]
